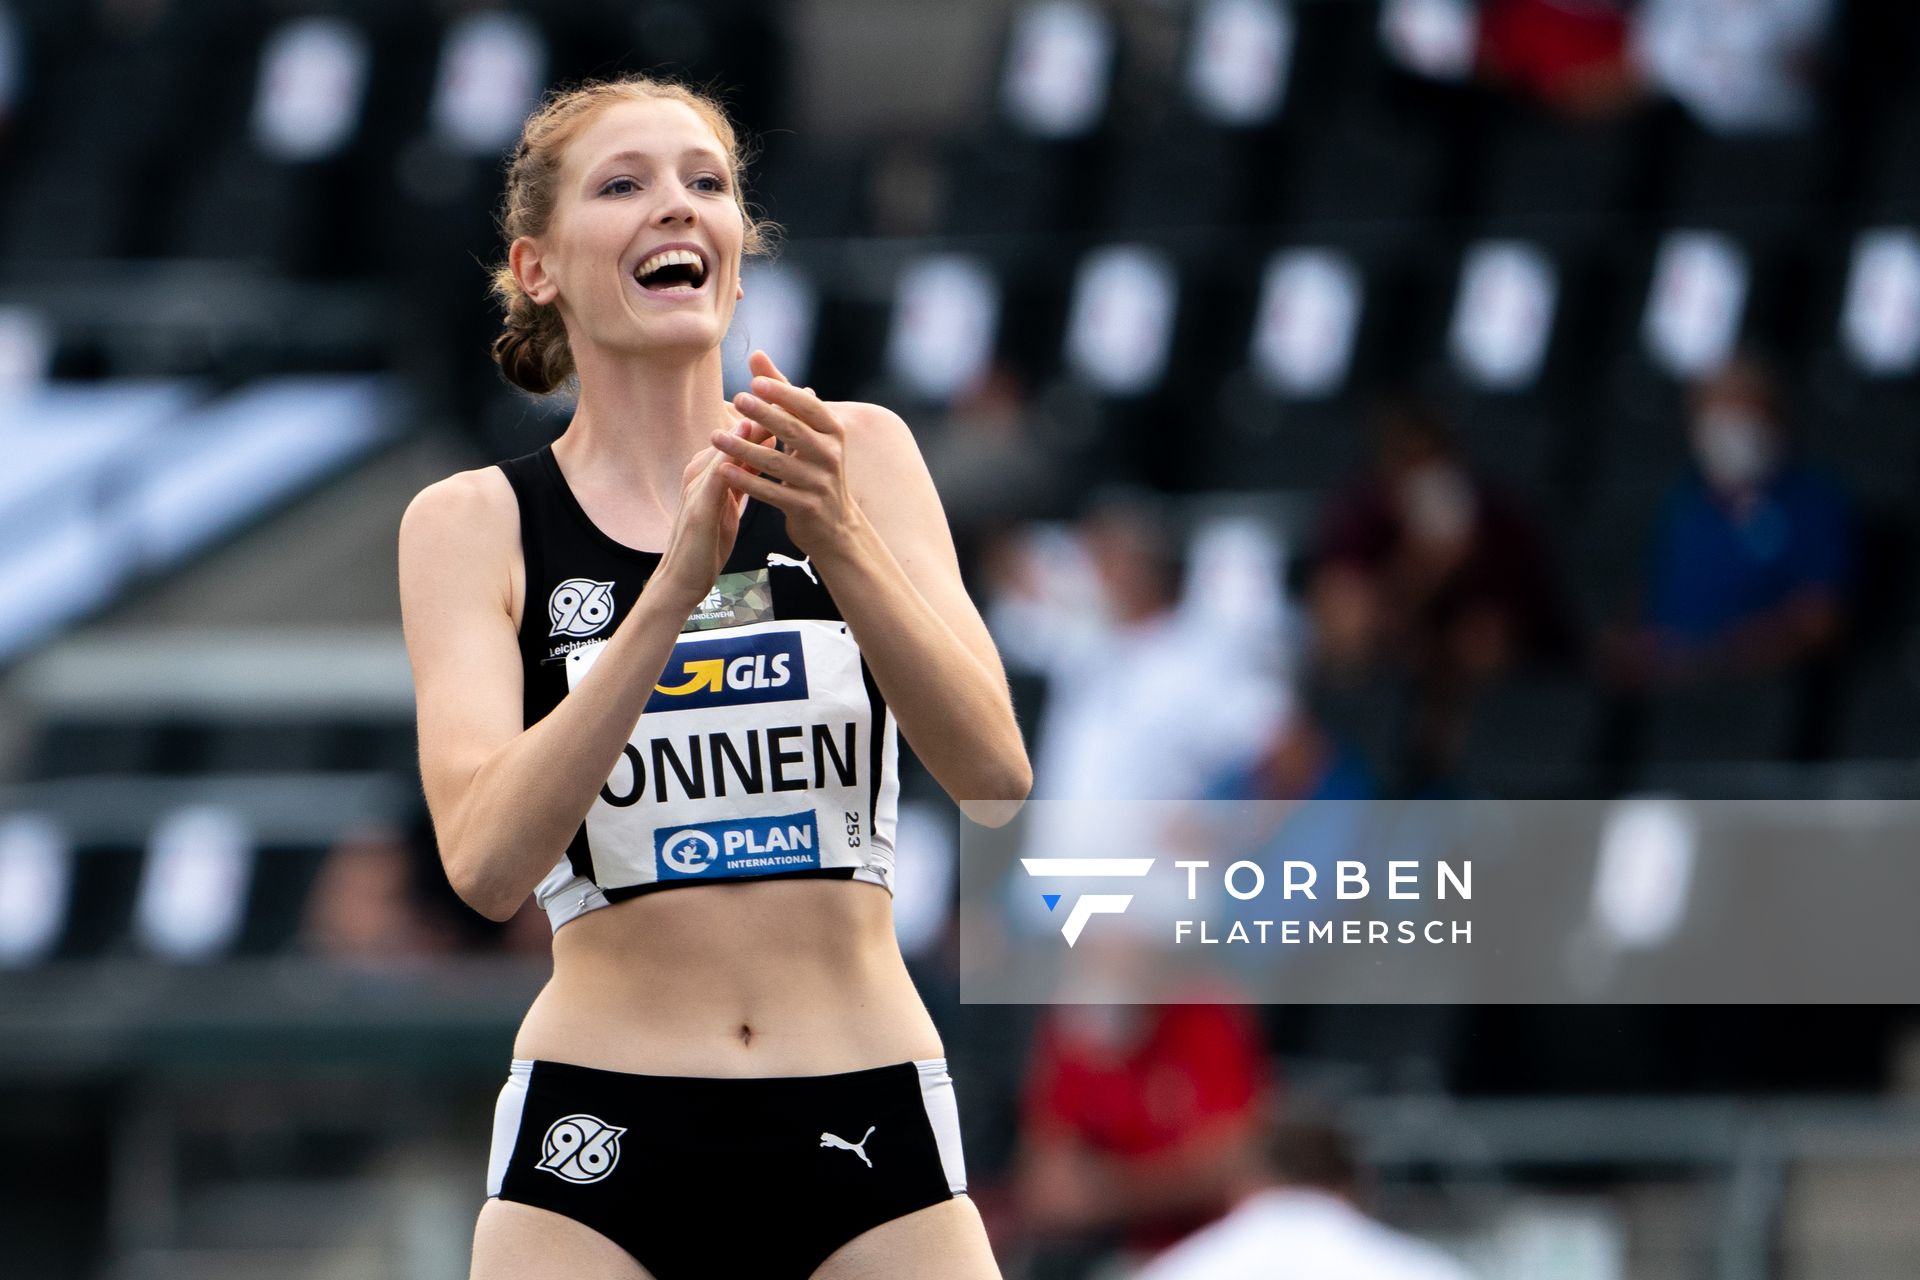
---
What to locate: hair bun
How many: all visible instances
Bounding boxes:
[491,318,557,396]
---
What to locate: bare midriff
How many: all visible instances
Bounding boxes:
[511,875,944,1077]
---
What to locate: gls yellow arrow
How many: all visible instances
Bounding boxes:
[655,658,724,696]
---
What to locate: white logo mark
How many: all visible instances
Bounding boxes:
[549,578,617,638]
[767,553,818,584]
[820,1125,876,1168]
[1020,858,1157,946]
[661,829,720,875]
[536,1113,626,1184]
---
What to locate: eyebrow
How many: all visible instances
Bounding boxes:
[587,147,728,177]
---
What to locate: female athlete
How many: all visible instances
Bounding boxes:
[396,74,1030,1280]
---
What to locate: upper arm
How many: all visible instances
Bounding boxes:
[397,467,525,884]
[840,401,1009,689]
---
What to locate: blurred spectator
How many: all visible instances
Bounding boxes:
[1206,712,1375,807]
[992,491,1288,859]
[1203,708,1376,898]
[1015,1002,1274,1262]
[1191,714,1377,989]
[1476,0,1643,119]
[1133,1114,1475,1280]
[1308,399,1573,786]
[300,824,458,964]
[920,360,1064,566]
[1632,0,1834,133]
[1603,354,1855,687]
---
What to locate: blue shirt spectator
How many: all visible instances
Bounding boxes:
[1607,354,1858,684]
[1648,460,1854,647]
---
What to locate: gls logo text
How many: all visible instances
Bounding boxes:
[647,631,810,713]
[1021,858,1156,946]
[550,578,617,638]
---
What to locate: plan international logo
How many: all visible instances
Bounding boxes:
[1020,857,1156,946]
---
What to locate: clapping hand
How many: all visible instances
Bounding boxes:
[711,349,858,557]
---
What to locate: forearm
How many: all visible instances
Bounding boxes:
[447,575,700,918]
[814,509,1031,807]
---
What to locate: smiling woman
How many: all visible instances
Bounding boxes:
[396,73,1024,1280]
[484,79,778,398]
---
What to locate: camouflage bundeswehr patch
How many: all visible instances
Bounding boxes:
[682,568,775,632]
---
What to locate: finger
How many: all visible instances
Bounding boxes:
[749,349,787,385]
[716,461,789,506]
[746,377,838,437]
[717,422,769,474]
[710,428,792,478]
[734,416,775,447]
[750,351,817,400]
[756,351,815,400]
[733,388,815,447]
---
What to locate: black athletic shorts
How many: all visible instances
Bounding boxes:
[485,1056,969,1278]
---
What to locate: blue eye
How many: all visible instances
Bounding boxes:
[603,175,724,196]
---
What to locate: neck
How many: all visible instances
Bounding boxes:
[557,340,739,517]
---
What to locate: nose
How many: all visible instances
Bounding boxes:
[654,182,697,225]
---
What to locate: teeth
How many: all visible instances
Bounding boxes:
[635,248,706,284]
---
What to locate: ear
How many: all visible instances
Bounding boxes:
[510,236,558,306]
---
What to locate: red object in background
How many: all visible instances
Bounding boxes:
[1478,0,1631,105]
[1023,1003,1273,1250]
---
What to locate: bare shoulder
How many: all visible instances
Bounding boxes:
[398,462,521,621]
[830,398,917,446]
[829,400,929,501]
[401,462,517,544]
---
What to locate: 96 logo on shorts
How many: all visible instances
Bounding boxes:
[550,578,617,638]
[536,1113,625,1184]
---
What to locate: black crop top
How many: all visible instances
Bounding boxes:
[496,441,898,931]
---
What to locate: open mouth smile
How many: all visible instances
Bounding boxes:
[631,246,710,299]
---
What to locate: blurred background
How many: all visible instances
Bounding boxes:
[1,0,1918,1275]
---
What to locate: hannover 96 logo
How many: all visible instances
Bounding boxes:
[536,1113,625,1184]
[549,578,616,638]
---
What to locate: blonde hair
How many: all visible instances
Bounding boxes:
[487,74,780,396]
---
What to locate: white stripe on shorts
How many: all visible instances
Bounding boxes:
[914,1057,968,1194]
[486,1058,534,1198]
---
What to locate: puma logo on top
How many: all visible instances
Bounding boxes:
[767,552,818,585]
[819,1125,876,1168]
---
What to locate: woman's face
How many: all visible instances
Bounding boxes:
[520,97,746,360]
